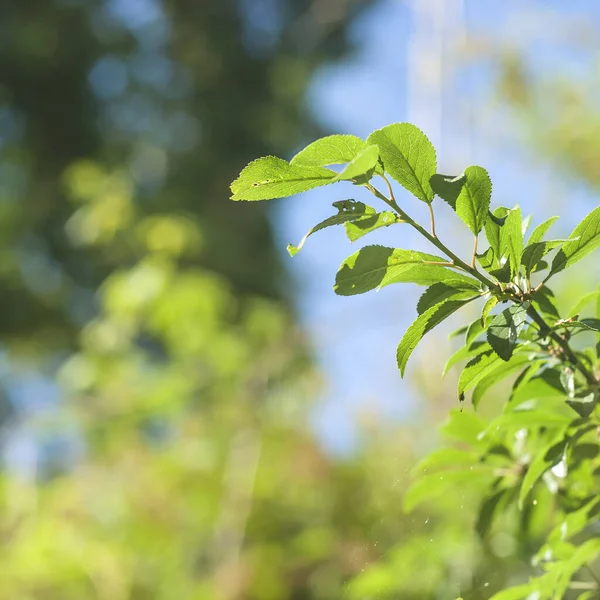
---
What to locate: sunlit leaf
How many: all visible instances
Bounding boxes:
[367,123,436,203]
[499,206,523,277]
[455,166,492,235]
[231,156,335,200]
[417,279,481,315]
[486,305,528,361]
[291,134,367,167]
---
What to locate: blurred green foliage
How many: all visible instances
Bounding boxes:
[0,1,599,599]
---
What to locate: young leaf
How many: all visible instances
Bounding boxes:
[471,353,534,409]
[367,123,436,203]
[231,156,335,201]
[481,296,498,326]
[290,134,367,167]
[458,349,502,399]
[443,342,490,377]
[455,166,492,235]
[333,145,380,183]
[527,215,559,245]
[430,173,466,210]
[397,299,474,376]
[345,211,399,242]
[334,245,475,296]
[416,280,481,315]
[522,239,569,276]
[486,305,528,361]
[287,200,376,256]
[484,206,510,261]
[550,205,600,276]
[499,206,523,277]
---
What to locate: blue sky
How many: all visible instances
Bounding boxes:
[276,0,600,452]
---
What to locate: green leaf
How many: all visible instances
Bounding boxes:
[471,353,534,409]
[481,296,499,326]
[345,211,400,242]
[440,408,488,446]
[489,584,535,600]
[411,447,478,474]
[367,123,436,203]
[397,299,474,376]
[231,156,335,201]
[486,305,528,361]
[287,200,376,256]
[290,134,367,167]
[476,490,506,539]
[455,166,492,235]
[333,144,380,183]
[465,318,486,348]
[476,247,495,270]
[519,432,567,509]
[484,206,510,262]
[443,342,490,377]
[567,289,600,317]
[334,245,474,296]
[555,539,600,598]
[416,280,480,315]
[458,349,506,400]
[404,467,493,512]
[567,392,597,418]
[522,239,569,276]
[555,318,600,334]
[499,206,523,277]
[430,173,466,210]
[550,206,600,276]
[527,215,559,245]
[532,286,560,321]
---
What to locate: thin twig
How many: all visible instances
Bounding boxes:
[471,235,478,269]
[428,203,437,238]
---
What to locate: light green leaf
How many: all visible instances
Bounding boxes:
[455,166,492,235]
[440,408,488,446]
[367,123,436,203]
[334,245,474,296]
[550,206,600,276]
[430,173,466,210]
[500,206,523,277]
[484,206,510,262]
[458,349,501,399]
[527,215,559,245]
[555,539,600,598]
[522,239,569,276]
[333,144,380,183]
[404,467,493,512]
[290,134,367,167]
[567,289,600,317]
[443,342,490,377]
[231,156,335,201]
[287,200,376,256]
[397,299,474,376]
[486,305,528,361]
[345,211,400,242]
[471,353,534,409]
[411,447,478,475]
[489,584,535,600]
[481,296,498,326]
[416,279,480,315]
[519,432,567,509]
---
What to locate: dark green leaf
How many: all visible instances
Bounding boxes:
[397,299,474,376]
[522,240,569,276]
[429,173,466,209]
[334,245,474,296]
[532,286,560,321]
[367,123,436,203]
[231,156,335,201]
[486,305,528,361]
[567,392,597,418]
[455,166,492,235]
[476,490,506,539]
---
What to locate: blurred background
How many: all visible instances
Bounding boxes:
[0,0,599,598]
